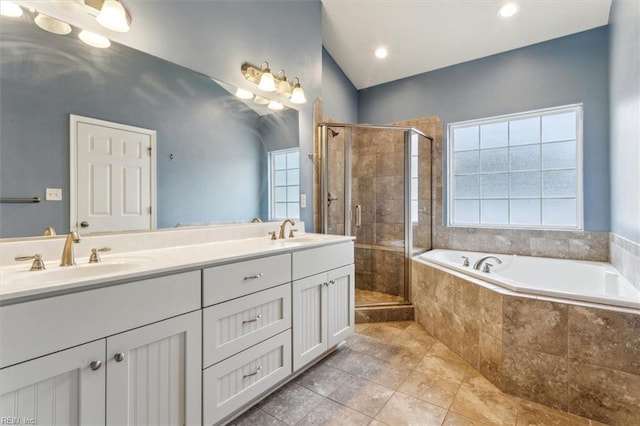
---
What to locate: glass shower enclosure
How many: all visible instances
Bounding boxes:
[319,123,433,307]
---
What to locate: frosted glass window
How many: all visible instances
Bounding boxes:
[455,150,479,174]
[454,126,479,151]
[269,148,300,219]
[481,200,509,224]
[481,148,508,173]
[542,141,576,169]
[543,199,577,227]
[510,117,540,146]
[543,170,576,197]
[510,199,541,225]
[511,145,540,171]
[449,104,582,229]
[542,112,576,142]
[510,172,540,198]
[455,175,479,199]
[454,200,479,224]
[480,122,508,148]
[481,174,508,198]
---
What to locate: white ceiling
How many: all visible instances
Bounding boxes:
[322,0,612,90]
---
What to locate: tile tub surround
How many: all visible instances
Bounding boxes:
[231,321,603,426]
[412,260,640,425]
[610,233,640,289]
[391,116,610,262]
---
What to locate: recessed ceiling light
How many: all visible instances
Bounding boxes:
[498,2,520,18]
[374,47,388,59]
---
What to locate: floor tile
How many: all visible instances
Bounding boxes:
[516,401,588,426]
[441,411,491,425]
[228,407,286,426]
[325,346,412,389]
[297,398,372,426]
[257,382,325,425]
[375,392,448,426]
[328,374,394,417]
[295,363,350,397]
[397,367,463,409]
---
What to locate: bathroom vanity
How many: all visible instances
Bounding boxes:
[0,226,354,425]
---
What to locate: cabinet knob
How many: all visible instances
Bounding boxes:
[323,282,329,287]
[90,360,102,370]
[114,353,125,362]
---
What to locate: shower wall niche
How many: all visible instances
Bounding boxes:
[321,124,433,307]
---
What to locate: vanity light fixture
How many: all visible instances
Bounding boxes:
[241,61,307,104]
[0,1,23,17]
[497,2,520,18]
[268,100,284,111]
[97,0,130,32]
[375,47,388,59]
[257,62,277,92]
[253,95,269,105]
[79,29,111,48]
[235,87,254,100]
[289,77,306,104]
[34,13,72,35]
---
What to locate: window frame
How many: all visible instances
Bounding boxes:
[446,104,584,230]
[268,147,301,220]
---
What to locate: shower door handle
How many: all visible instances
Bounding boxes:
[355,205,361,228]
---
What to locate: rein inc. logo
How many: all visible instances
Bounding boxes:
[1,418,35,425]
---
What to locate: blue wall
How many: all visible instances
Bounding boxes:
[321,48,358,123]
[609,0,640,244]
[0,19,298,237]
[358,27,610,232]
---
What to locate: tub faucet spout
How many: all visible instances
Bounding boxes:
[473,255,502,270]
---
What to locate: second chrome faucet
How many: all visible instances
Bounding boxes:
[278,219,295,239]
[60,231,81,266]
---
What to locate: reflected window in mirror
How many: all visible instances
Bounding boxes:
[269,149,300,220]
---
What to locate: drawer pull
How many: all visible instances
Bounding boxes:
[244,273,264,280]
[90,360,102,371]
[243,365,262,379]
[329,280,336,285]
[114,353,125,362]
[243,314,262,324]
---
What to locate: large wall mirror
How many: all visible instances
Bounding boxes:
[0,12,299,239]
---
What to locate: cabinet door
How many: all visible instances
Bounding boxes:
[292,273,328,371]
[327,264,355,347]
[0,340,106,426]
[106,311,201,426]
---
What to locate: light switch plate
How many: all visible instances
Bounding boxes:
[46,188,62,201]
[300,193,306,208]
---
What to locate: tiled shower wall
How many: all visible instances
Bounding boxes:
[412,260,640,425]
[392,116,610,262]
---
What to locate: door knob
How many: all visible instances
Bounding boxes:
[80,221,90,228]
[90,360,102,370]
[114,353,125,362]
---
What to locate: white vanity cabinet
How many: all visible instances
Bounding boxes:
[292,244,355,372]
[0,271,202,426]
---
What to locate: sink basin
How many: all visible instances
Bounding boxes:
[271,234,338,245]
[1,258,152,289]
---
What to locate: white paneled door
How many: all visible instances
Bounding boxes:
[71,115,156,233]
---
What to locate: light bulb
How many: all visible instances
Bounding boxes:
[235,88,254,100]
[79,30,111,48]
[268,100,284,111]
[497,2,520,18]
[0,1,23,17]
[290,83,306,104]
[97,0,130,32]
[258,70,276,92]
[253,95,269,105]
[375,47,388,59]
[35,14,72,35]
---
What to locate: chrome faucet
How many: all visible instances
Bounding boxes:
[60,231,81,266]
[278,219,295,239]
[473,255,503,271]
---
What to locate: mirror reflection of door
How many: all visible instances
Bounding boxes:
[70,115,156,233]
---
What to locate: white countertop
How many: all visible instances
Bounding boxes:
[0,233,354,304]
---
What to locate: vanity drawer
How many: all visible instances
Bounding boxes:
[0,271,200,369]
[203,329,291,425]
[292,242,354,280]
[203,253,291,306]
[203,283,291,367]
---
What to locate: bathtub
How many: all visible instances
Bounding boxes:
[418,249,640,310]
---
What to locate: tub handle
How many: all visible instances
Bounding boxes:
[482,263,493,273]
[461,256,469,267]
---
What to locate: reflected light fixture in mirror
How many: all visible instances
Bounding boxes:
[34,13,72,35]
[276,70,292,97]
[497,2,520,18]
[97,0,130,32]
[79,29,111,48]
[253,95,269,105]
[268,100,283,111]
[0,1,23,17]
[290,77,306,104]
[257,61,276,92]
[235,87,254,100]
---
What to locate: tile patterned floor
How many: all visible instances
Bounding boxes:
[355,288,405,306]
[230,321,607,426]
